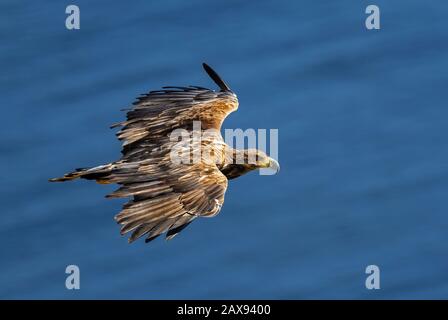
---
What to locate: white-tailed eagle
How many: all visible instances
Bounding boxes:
[50,63,279,243]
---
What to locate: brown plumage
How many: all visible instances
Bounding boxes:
[50,63,280,243]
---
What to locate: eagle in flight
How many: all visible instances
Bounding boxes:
[50,63,280,243]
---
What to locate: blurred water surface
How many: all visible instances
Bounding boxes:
[1,1,447,299]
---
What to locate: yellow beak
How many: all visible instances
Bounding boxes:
[268,159,280,174]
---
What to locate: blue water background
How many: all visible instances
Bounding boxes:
[1,1,447,299]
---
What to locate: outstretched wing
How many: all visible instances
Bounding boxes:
[114,64,238,160]
[110,150,228,243]
[109,64,237,242]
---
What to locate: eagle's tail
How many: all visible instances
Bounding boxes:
[49,164,114,184]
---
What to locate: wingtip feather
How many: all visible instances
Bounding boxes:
[202,63,231,92]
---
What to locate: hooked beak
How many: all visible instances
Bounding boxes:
[268,159,280,174]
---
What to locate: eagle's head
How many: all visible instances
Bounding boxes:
[221,148,280,180]
[248,149,280,174]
